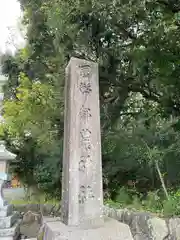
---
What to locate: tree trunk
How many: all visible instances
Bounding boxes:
[155,160,169,200]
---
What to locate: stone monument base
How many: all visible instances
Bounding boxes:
[0,219,21,240]
[38,217,133,240]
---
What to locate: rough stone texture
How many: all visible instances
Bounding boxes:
[168,218,180,240]
[0,204,21,239]
[103,205,180,240]
[0,204,13,217]
[20,221,40,239]
[0,220,21,239]
[148,217,169,239]
[22,210,41,224]
[14,203,180,239]
[62,57,103,227]
[0,212,20,229]
[38,217,133,240]
[19,210,41,238]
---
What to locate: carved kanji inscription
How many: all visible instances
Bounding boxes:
[78,185,95,204]
[79,185,86,204]
[80,129,92,151]
[79,155,92,172]
[79,64,91,78]
[79,82,92,95]
[79,105,92,122]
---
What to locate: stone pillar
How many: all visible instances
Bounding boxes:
[38,58,133,240]
[61,57,103,227]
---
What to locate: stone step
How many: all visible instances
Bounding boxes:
[0,220,21,239]
[0,212,20,229]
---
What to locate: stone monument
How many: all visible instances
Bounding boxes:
[61,57,103,228]
[39,58,133,240]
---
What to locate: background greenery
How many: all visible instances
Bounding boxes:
[1,0,180,215]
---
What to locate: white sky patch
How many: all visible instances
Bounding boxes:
[0,0,24,54]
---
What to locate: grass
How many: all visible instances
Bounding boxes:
[9,187,180,218]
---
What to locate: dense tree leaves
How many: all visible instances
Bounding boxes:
[1,0,180,198]
[46,0,180,118]
[1,73,63,198]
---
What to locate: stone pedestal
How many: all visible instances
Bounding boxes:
[38,217,133,240]
[0,204,21,240]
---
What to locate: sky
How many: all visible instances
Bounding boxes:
[0,0,24,53]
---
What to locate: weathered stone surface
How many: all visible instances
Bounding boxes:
[169,218,180,240]
[20,221,41,239]
[0,220,21,239]
[0,211,20,229]
[39,217,133,240]
[61,57,103,227]
[130,212,151,239]
[14,203,180,240]
[1,231,20,240]
[0,204,13,217]
[147,217,169,240]
[103,206,180,240]
[22,210,41,224]
[0,204,21,239]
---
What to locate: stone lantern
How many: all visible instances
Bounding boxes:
[0,141,21,239]
[0,141,16,206]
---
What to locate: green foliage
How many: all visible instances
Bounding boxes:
[4,73,58,139]
[107,188,180,217]
[142,191,162,213]
[163,190,180,217]
[115,187,132,205]
[1,73,63,198]
[46,0,180,117]
[1,0,180,206]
